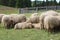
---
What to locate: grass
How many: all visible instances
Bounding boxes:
[0,5,60,40]
[0,5,18,14]
[0,28,60,40]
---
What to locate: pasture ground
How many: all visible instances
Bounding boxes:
[0,5,60,40]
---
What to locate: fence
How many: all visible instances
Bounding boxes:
[19,6,60,13]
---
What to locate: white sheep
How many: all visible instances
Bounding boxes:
[26,13,39,23]
[10,14,26,22]
[39,10,58,29]
[32,23,41,29]
[2,15,13,29]
[14,22,33,29]
[10,14,27,27]
[0,14,5,23]
[44,16,60,32]
[2,14,27,29]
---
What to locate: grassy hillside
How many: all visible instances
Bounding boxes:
[0,5,18,14]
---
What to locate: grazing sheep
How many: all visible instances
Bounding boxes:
[44,16,60,32]
[2,15,13,29]
[14,22,33,29]
[0,14,5,23]
[39,10,58,29]
[26,13,39,23]
[10,14,26,22]
[32,23,41,29]
[18,14,27,22]
[2,14,27,29]
[10,14,27,28]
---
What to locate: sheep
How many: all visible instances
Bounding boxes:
[2,15,13,29]
[18,14,27,22]
[14,22,33,29]
[2,14,17,29]
[2,14,27,29]
[39,10,58,29]
[44,16,60,32]
[10,14,26,22]
[26,13,39,23]
[0,14,5,23]
[10,14,27,26]
[32,23,41,29]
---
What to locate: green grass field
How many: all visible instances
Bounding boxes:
[0,5,60,40]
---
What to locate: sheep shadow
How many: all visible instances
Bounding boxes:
[50,26,60,34]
